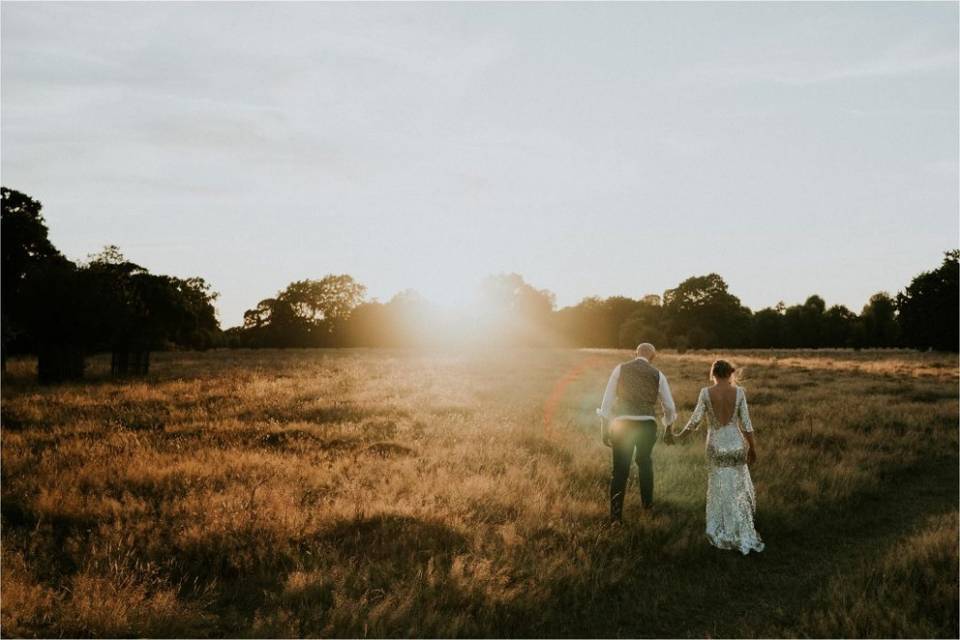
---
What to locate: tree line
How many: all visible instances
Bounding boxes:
[2,188,218,382]
[224,264,956,354]
[3,186,957,383]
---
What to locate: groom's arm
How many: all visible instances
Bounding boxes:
[658,374,677,427]
[599,365,621,420]
[598,365,621,445]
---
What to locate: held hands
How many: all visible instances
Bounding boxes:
[664,424,687,445]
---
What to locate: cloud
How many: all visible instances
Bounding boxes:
[677,33,957,89]
[776,43,957,86]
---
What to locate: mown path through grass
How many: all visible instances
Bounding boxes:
[513,350,958,638]
[548,454,957,638]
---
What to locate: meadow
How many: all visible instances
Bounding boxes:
[1,348,957,638]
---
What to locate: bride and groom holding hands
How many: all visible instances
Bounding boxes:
[597,343,765,554]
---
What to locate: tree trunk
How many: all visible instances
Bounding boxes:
[130,350,150,375]
[38,344,85,384]
[111,349,150,376]
[111,349,129,376]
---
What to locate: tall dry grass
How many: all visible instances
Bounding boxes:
[1,348,957,637]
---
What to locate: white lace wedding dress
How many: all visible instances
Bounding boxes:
[684,386,765,554]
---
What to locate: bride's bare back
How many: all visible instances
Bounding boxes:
[708,384,739,425]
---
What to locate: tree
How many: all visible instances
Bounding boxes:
[618,299,665,348]
[752,306,785,348]
[242,297,305,347]
[478,273,556,346]
[83,249,152,374]
[822,304,857,348]
[342,301,390,347]
[554,295,663,348]
[860,292,899,348]
[379,290,436,347]
[602,296,645,347]
[282,276,366,326]
[1,187,65,368]
[897,251,959,352]
[2,188,221,381]
[781,295,827,348]
[19,258,90,382]
[84,247,221,374]
[554,297,605,347]
[342,290,438,347]
[662,274,752,348]
[239,274,366,348]
[165,277,220,349]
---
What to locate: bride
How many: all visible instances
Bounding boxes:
[671,359,765,554]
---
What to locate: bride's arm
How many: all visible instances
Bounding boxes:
[744,431,757,465]
[672,389,706,437]
[739,389,758,464]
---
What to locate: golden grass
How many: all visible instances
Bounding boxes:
[1,348,957,637]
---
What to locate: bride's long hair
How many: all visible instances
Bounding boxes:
[710,359,739,384]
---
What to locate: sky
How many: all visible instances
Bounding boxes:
[2,2,957,328]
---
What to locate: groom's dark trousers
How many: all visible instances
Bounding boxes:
[610,418,658,520]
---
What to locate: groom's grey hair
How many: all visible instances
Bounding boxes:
[636,343,656,358]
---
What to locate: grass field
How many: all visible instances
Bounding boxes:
[1,348,957,638]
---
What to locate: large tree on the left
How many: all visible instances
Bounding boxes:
[1,187,82,377]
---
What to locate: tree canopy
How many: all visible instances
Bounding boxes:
[2,188,221,381]
[897,251,959,352]
[241,275,366,348]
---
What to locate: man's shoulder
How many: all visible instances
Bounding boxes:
[639,358,660,372]
[623,358,660,374]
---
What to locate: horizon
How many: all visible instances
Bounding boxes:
[2,2,957,327]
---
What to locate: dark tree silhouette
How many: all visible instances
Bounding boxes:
[781,295,827,348]
[897,251,959,352]
[84,249,153,374]
[617,298,665,349]
[84,247,220,375]
[859,292,899,348]
[662,274,752,348]
[1,188,66,369]
[554,296,659,348]
[19,258,92,383]
[241,275,366,348]
[822,304,857,348]
[751,305,785,348]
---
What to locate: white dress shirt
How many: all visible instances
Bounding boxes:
[598,357,677,426]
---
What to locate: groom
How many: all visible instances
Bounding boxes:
[598,343,677,522]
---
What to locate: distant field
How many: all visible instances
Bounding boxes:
[2,348,957,638]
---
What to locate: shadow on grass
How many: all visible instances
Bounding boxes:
[318,514,467,560]
[237,402,411,426]
[1,499,95,582]
[515,454,959,639]
[166,514,471,636]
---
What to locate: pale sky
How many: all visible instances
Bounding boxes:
[2,2,957,327]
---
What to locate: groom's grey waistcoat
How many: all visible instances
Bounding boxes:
[614,359,661,417]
